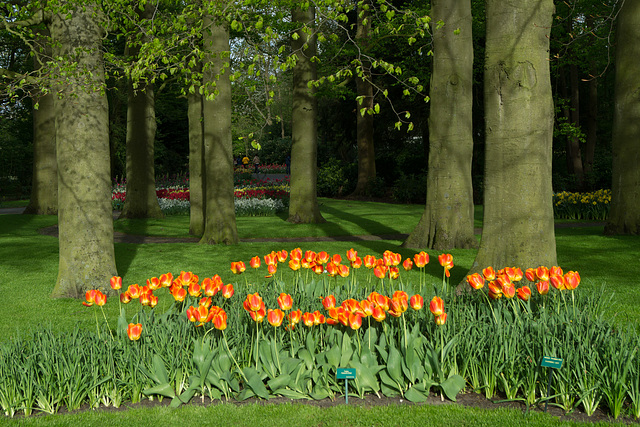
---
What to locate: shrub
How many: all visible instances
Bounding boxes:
[317,159,352,197]
[392,174,426,204]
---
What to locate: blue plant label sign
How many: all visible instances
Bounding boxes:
[336,368,356,379]
[541,356,563,369]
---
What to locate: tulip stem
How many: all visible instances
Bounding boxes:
[222,331,248,384]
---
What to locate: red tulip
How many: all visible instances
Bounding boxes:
[363,255,377,269]
[550,274,566,290]
[389,297,407,317]
[199,296,212,308]
[302,312,315,327]
[264,252,278,266]
[346,248,357,262]
[171,287,187,302]
[250,306,266,323]
[231,261,246,274]
[127,323,142,341]
[127,284,141,299]
[438,254,454,277]
[516,286,531,301]
[83,289,98,307]
[482,266,496,281]
[277,250,288,263]
[536,280,550,295]
[146,277,161,291]
[290,247,302,261]
[188,281,202,297]
[435,313,447,326]
[250,256,261,269]
[373,265,386,279]
[326,261,338,277]
[316,251,330,264]
[202,278,221,297]
[288,309,302,325]
[488,280,502,297]
[322,295,337,310]
[110,276,122,290]
[351,256,362,269]
[466,273,485,290]
[402,258,413,271]
[266,264,277,277]
[213,310,227,330]
[502,283,516,299]
[564,271,580,290]
[413,251,429,268]
[409,294,424,310]
[313,311,326,325]
[277,293,293,311]
[304,250,317,263]
[525,268,536,282]
[371,306,386,322]
[243,292,263,312]
[360,299,374,316]
[120,292,132,304]
[289,259,301,271]
[388,266,399,280]
[429,296,444,317]
[536,266,550,282]
[267,308,285,327]
[159,272,173,288]
[348,313,363,330]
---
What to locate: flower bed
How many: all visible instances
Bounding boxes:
[2,249,638,420]
[553,189,611,221]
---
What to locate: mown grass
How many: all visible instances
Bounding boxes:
[1,199,637,426]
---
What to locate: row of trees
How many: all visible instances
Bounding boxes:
[1,0,638,299]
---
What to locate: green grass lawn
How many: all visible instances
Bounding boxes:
[1,199,637,425]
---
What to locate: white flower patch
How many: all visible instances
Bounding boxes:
[156,197,285,216]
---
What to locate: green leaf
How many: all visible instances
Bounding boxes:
[386,344,403,384]
[440,375,466,401]
[404,386,427,403]
[243,367,270,400]
[143,383,176,399]
[340,332,354,367]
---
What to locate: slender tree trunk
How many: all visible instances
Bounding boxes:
[605,0,640,235]
[49,2,116,298]
[120,2,163,219]
[25,30,57,215]
[351,0,376,196]
[200,17,238,244]
[287,6,325,224]
[188,91,205,235]
[468,0,557,278]
[403,0,476,251]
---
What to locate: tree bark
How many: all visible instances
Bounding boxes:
[188,91,205,236]
[119,2,163,219]
[351,0,376,196]
[468,0,557,277]
[403,0,476,251]
[49,2,117,298]
[287,6,325,224]
[605,0,640,235]
[25,30,57,215]
[200,17,238,244]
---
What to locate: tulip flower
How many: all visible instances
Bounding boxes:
[435,313,447,326]
[83,289,98,307]
[388,267,399,280]
[264,252,278,267]
[346,248,357,262]
[313,311,326,325]
[322,295,337,310]
[363,255,377,269]
[488,280,502,296]
[374,265,387,279]
[525,268,536,282]
[288,309,302,325]
[305,250,317,263]
[213,310,227,330]
[348,312,363,330]
[139,291,152,306]
[371,306,386,322]
[502,283,516,299]
[127,284,142,299]
[289,259,301,271]
[389,297,407,317]
[230,261,246,274]
[312,264,323,275]
[429,296,444,316]
[243,293,264,312]
[277,293,293,311]
[326,261,338,277]
[338,264,350,278]
[120,292,132,304]
[413,251,429,268]
[249,306,266,323]
[314,251,328,264]
[171,287,187,302]
[277,250,288,263]
[216,284,231,300]
[402,258,413,271]
[550,274,566,290]
[202,278,220,297]
[179,271,193,286]
[516,286,531,301]
[302,312,315,327]
[536,280,550,295]
[250,256,261,269]
[159,272,173,288]
[409,294,424,310]
[393,290,408,301]
[199,296,212,308]
[188,281,202,297]
[149,295,158,308]
[127,323,142,341]
[438,254,454,277]
[351,256,362,269]
[535,266,550,282]
[360,299,374,316]
[331,253,342,264]
[564,271,580,290]
[466,273,485,290]
[146,277,161,291]
[267,309,285,327]
[266,264,277,277]
[110,276,122,290]
[482,266,496,281]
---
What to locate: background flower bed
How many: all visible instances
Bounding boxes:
[2,248,639,421]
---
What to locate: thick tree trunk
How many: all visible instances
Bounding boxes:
[287,6,325,224]
[605,0,640,235]
[120,3,163,219]
[200,17,238,244]
[25,31,57,215]
[119,80,163,219]
[468,0,557,277]
[403,0,476,251]
[49,3,117,298]
[188,91,205,236]
[351,0,376,196]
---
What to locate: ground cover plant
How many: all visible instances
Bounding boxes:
[1,199,639,424]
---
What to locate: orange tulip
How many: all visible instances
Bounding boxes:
[277,250,288,263]
[315,251,329,264]
[127,284,141,299]
[250,256,261,269]
[363,255,377,269]
[322,295,337,310]
[313,311,326,325]
[564,271,580,290]
[171,287,187,302]
[302,312,315,327]
[503,267,518,282]
[139,291,152,306]
[127,323,142,341]
[250,306,266,323]
[482,266,496,281]
[466,273,485,290]
[360,299,374,316]
[179,271,193,286]
[402,258,413,271]
[149,295,158,308]
[435,313,447,326]
[159,272,173,288]
[289,259,301,271]
[221,284,234,299]
[550,274,566,290]
[288,309,302,325]
[213,310,227,330]
[331,253,342,265]
[110,276,122,290]
[326,261,338,277]
[120,292,132,304]
[83,289,98,307]
[243,293,264,312]
[202,278,220,297]
[488,280,502,296]
[371,306,386,322]
[409,294,424,310]
[525,268,536,282]
[346,248,357,262]
[264,252,278,267]
[231,261,246,274]
[374,265,387,279]
[305,250,317,263]
[337,264,350,278]
[549,266,564,277]
[146,277,161,291]
[351,256,362,269]
[199,296,212,308]
[348,312,363,330]
[388,266,399,280]
[389,297,407,317]
[429,296,444,317]
[502,283,516,299]
[312,263,324,275]
[536,280,550,295]
[393,290,408,302]
[438,254,454,277]
[266,264,277,277]
[267,308,285,327]
[516,286,532,301]
[188,281,202,297]
[535,266,550,282]
[277,293,293,311]
[413,251,429,268]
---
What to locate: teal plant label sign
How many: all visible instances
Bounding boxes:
[336,368,356,379]
[541,356,563,369]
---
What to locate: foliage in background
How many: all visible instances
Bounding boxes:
[553,190,611,221]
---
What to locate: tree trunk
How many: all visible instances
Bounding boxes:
[120,2,163,219]
[287,6,325,224]
[403,0,476,251]
[567,58,584,188]
[468,0,557,277]
[200,17,238,244]
[351,0,376,196]
[605,0,640,235]
[188,91,205,236]
[25,30,57,215]
[49,2,117,298]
